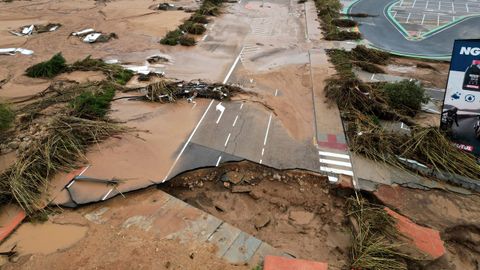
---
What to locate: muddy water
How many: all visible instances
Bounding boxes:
[0,221,87,263]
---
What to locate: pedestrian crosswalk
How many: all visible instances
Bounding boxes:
[318,151,355,183]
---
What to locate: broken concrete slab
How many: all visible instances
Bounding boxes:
[222,231,262,264]
[0,48,34,56]
[254,214,271,230]
[385,207,446,261]
[264,255,328,270]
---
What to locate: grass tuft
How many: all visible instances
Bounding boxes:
[0,102,15,132]
[70,83,116,119]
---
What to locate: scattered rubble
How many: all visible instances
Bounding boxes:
[71,28,118,43]
[9,23,61,36]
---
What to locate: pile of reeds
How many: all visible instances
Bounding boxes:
[68,56,133,85]
[347,196,409,270]
[0,116,128,213]
[350,123,480,179]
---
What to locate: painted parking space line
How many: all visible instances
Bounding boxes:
[406,12,412,23]
[421,13,426,24]
[102,188,114,201]
[216,156,222,167]
[263,113,273,146]
[232,115,239,127]
[224,133,231,147]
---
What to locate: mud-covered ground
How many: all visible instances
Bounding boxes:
[161,162,352,269]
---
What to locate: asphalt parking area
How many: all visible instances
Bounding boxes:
[389,0,480,37]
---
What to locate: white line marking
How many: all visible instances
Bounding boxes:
[274,89,278,96]
[102,188,114,201]
[66,180,76,189]
[466,3,469,12]
[370,73,375,80]
[320,166,354,176]
[259,159,263,164]
[263,113,273,146]
[215,102,225,124]
[399,0,403,6]
[162,99,215,182]
[232,115,239,127]
[192,102,197,110]
[438,1,441,10]
[452,1,454,12]
[240,103,244,110]
[261,148,265,156]
[79,166,90,176]
[406,12,411,23]
[412,0,416,8]
[319,158,352,167]
[224,133,231,146]
[319,151,350,159]
[421,13,426,25]
[216,156,222,166]
[223,47,244,84]
[201,34,208,41]
[425,0,429,9]
[437,14,440,26]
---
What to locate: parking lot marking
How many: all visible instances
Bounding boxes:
[421,13,426,24]
[224,133,231,147]
[425,0,429,9]
[438,1,441,10]
[240,103,244,110]
[261,148,265,156]
[406,12,412,23]
[452,2,455,12]
[437,14,440,25]
[466,3,469,12]
[102,188,114,201]
[412,0,417,8]
[216,156,222,167]
[399,0,404,7]
[223,47,244,84]
[274,89,278,96]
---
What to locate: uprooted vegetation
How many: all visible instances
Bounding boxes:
[348,196,411,270]
[0,102,14,132]
[26,54,134,85]
[325,46,480,181]
[314,0,361,40]
[160,0,224,46]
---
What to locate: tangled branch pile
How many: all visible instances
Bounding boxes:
[314,0,361,40]
[348,196,410,270]
[141,80,244,102]
[0,116,128,213]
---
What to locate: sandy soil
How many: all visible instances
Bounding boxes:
[161,161,352,270]
[388,57,450,89]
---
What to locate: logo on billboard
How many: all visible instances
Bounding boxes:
[460,47,480,56]
[450,92,461,100]
[465,94,476,102]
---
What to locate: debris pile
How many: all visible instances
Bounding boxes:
[314,0,361,40]
[137,80,244,102]
[71,28,118,43]
[160,0,224,46]
[9,23,61,36]
[325,46,480,183]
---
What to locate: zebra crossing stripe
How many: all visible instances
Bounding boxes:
[318,151,350,159]
[320,166,354,176]
[319,158,352,167]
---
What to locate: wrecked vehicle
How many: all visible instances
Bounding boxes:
[71,29,118,43]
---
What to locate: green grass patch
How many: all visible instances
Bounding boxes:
[70,83,116,119]
[179,21,207,35]
[382,80,428,115]
[25,53,67,78]
[0,102,15,132]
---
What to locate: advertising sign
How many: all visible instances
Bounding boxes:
[441,39,480,158]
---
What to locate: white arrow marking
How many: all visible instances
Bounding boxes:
[216,102,225,124]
